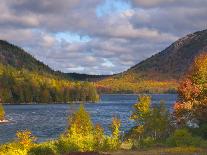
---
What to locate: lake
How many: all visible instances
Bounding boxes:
[0,94,177,144]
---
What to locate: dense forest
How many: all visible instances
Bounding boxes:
[0,64,99,103]
[0,40,99,103]
[96,72,178,94]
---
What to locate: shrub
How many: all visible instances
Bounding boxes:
[16,130,36,150]
[55,105,122,154]
[28,144,56,155]
[132,137,155,149]
[0,142,28,155]
[0,103,5,121]
[55,136,79,154]
[191,123,207,139]
[0,130,36,155]
[166,128,207,147]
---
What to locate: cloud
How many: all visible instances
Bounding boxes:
[0,0,206,74]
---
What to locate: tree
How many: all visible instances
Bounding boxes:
[16,130,36,150]
[129,96,171,142]
[109,117,121,150]
[67,104,94,136]
[0,100,5,121]
[0,63,99,103]
[146,101,171,140]
[131,95,151,125]
[174,53,207,126]
[130,96,151,139]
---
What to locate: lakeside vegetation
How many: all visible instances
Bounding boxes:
[0,64,99,103]
[0,103,5,121]
[96,73,178,94]
[0,96,206,154]
[1,53,207,154]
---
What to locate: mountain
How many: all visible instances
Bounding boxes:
[0,40,100,103]
[127,29,207,80]
[97,29,207,93]
[0,40,109,81]
[0,40,55,74]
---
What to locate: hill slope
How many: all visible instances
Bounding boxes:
[0,40,110,81]
[97,29,207,93]
[67,73,110,81]
[0,40,55,74]
[128,29,207,80]
[0,40,100,103]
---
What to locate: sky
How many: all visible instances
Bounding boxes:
[0,0,207,75]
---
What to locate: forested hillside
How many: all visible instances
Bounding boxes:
[0,41,99,103]
[67,73,110,81]
[0,40,55,74]
[128,29,207,80]
[97,29,207,93]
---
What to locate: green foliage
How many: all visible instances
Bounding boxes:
[131,95,151,125]
[108,117,122,150]
[0,103,5,121]
[132,137,155,149]
[55,105,121,154]
[166,129,207,147]
[0,40,54,74]
[129,96,171,142]
[0,64,99,103]
[190,123,207,139]
[0,130,36,155]
[28,143,56,155]
[15,130,36,150]
[0,106,122,154]
[146,101,172,141]
[68,104,94,135]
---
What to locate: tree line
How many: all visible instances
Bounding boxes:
[0,64,99,103]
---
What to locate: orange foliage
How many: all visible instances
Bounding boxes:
[174,52,207,125]
[96,73,178,93]
[177,78,201,101]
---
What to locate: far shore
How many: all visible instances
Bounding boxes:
[0,119,9,124]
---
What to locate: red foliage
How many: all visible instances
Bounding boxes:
[177,78,201,101]
[173,52,207,125]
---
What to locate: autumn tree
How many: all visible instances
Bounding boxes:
[0,99,5,121]
[130,95,151,139]
[174,53,207,126]
[129,96,171,142]
[0,63,99,103]
[67,104,94,136]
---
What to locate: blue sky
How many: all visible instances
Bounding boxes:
[96,0,131,17]
[0,0,206,74]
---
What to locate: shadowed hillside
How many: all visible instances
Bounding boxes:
[0,40,55,74]
[128,29,207,80]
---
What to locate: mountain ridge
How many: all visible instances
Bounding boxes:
[0,40,55,74]
[127,29,207,80]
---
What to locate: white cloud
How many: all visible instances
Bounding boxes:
[0,0,206,74]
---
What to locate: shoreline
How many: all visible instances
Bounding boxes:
[1,93,177,105]
[0,119,9,124]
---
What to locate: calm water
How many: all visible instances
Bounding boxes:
[0,94,177,144]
